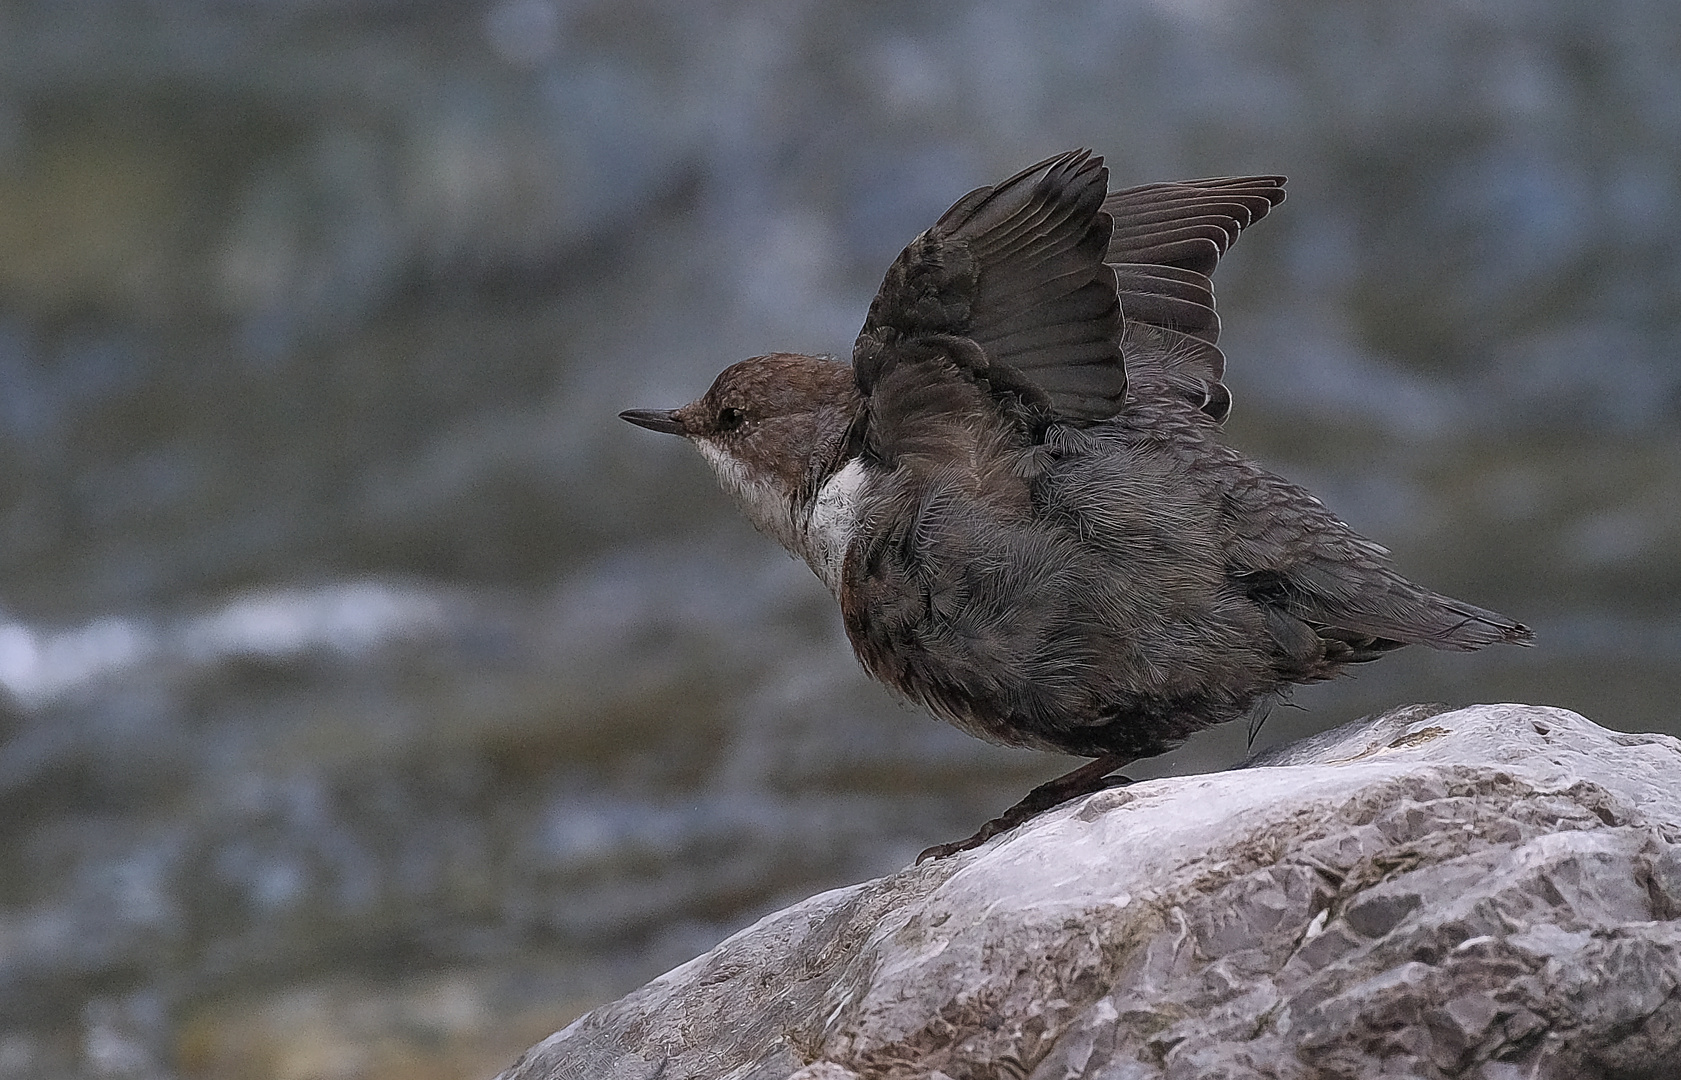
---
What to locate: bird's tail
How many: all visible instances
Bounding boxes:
[1250,561,1534,656]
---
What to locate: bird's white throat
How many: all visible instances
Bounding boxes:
[693,440,868,596]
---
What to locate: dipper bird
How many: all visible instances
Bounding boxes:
[621,150,1532,859]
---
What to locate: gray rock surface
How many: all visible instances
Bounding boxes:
[500,704,1681,1080]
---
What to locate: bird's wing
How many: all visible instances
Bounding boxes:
[851,150,1126,460]
[1105,176,1285,424]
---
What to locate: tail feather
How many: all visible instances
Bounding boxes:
[1396,591,1534,651]
[1244,562,1533,656]
[1297,579,1534,654]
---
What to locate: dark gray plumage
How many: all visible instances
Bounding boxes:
[622,150,1531,856]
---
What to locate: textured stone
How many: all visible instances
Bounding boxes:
[499,704,1681,1080]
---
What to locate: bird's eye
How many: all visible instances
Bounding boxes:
[717,406,746,432]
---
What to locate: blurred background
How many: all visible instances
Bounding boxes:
[1,1,1677,1076]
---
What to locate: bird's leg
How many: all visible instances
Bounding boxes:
[917,752,1134,863]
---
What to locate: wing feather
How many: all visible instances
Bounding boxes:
[854,150,1125,436]
[1104,176,1285,421]
[852,157,1287,468]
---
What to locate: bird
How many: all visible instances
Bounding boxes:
[621,150,1532,860]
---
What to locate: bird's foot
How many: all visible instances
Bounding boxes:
[916,753,1134,863]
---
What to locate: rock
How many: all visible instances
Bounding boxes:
[498,704,1681,1080]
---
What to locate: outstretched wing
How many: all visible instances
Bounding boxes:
[1104,176,1286,423]
[852,150,1126,454]
[850,154,1287,467]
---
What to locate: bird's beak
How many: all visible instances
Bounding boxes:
[619,408,687,436]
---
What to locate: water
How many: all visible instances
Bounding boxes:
[1,2,1678,1076]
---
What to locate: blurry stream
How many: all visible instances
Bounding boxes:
[1,2,1679,1077]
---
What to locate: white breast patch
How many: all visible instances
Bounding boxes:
[804,458,869,594]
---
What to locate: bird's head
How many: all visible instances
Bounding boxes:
[621,352,858,549]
